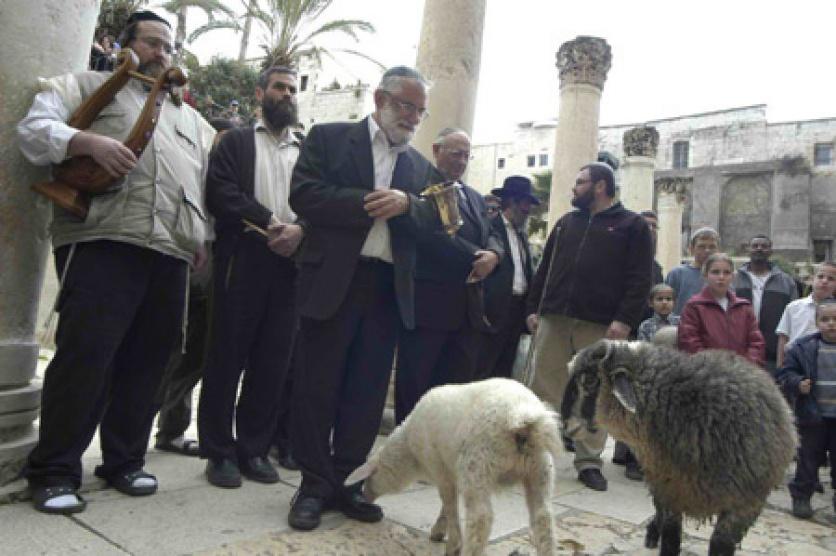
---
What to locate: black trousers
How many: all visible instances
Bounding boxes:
[25,241,187,488]
[790,418,836,499]
[198,236,297,461]
[291,260,397,500]
[395,323,480,424]
[476,294,527,380]
[272,372,294,457]
[154,277,211,443]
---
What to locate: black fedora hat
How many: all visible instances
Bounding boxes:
[490,175,540,205]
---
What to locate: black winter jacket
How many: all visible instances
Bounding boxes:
[526,202,654,329]
[776,332,827,425]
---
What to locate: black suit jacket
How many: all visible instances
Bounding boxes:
[483,215,534,332]
[412,184,504,331]
[289,117,440,328]
[205,126,305,258]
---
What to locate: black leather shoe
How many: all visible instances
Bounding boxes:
[562,435,575,453]
[288,494,326,531]
[339,489,383,523]
[578,468,608,491]
[625,461,644,481]
[278,452,300,471]
[791,497,813,519]
[240,456,279,484]
[206,458,242,488]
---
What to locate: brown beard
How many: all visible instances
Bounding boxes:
[262,97,298,130]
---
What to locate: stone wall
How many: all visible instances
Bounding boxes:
[470,104,836,260]
[296,84,374,129]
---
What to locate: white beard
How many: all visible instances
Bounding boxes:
[379,104,415,146]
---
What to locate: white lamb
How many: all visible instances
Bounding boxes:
[346,378,562,556]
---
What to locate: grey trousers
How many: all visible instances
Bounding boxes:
[531,314,609,472]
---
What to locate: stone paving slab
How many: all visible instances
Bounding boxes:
[551,479,654,526]
[72,479,298,556]
[0,504,125,555]
[378,484,572,543]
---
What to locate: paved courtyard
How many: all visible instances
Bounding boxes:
[0,354,834,555]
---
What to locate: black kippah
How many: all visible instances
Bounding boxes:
[126,10,171,28]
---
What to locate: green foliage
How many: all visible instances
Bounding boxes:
[187,56,259,120]
[96,0,150,38]
[254,0,378,69]
[527,171,551,237]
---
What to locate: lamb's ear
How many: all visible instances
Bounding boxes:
[345,460,378,486]
[611,368,637,414]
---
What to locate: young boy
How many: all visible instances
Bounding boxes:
[638,283,680,342]
[776,261,836,368]
[776,299,836,518]
[618,283,682,482]
[665,227,720,315]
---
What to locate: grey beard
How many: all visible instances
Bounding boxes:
[138,61,165,79]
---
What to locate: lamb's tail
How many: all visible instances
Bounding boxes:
[512,406,563,464]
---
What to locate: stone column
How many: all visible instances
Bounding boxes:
[548,36,612,226]
[655,178,690,275]
[620,126,659,213]
[0,0,100,488]
[412,0,487,159]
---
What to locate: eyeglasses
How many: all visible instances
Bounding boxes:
[442,147,472,160]
[486,206,499,213]
[574,178,593,187]
[137,36,174,55]
[383,91,430,121]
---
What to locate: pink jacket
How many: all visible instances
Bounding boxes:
[677,287,766,367]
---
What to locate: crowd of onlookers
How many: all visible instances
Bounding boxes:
[624,225,836,520]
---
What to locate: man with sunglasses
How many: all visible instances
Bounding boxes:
[16,10,214,514]
[287,66,442,531]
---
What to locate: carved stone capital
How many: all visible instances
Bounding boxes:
[655,177,691,204]
[556,36,612,89]
[623,126,659,158]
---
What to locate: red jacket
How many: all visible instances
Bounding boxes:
[677,287,766,367]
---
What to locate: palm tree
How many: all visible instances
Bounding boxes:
[185,0,258,63]
[254,0,379,70]
[238,0,257,62]
[158,0,235,60]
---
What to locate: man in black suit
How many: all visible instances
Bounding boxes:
[198,67,304,488]
[477,176,538,379]
[395,128,503,424]
[287,66,441,531]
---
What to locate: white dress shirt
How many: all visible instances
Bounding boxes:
[776,294,818,344]
[359,116,407,263]
[253,120,299,225]
[502,214,528,295]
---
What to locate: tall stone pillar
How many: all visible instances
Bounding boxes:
[0,0,100,487]
[412,0,487,159]
[620,126,659,213]
[656,178,690,275]
[548,36,612,226]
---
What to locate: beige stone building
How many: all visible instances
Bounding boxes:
[469,105,836,262]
